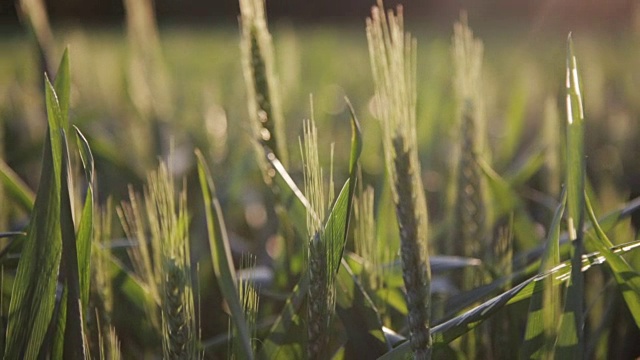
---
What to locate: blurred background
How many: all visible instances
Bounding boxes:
[2,0,640,228]
[1,0,639,30]
[2,0,640,357]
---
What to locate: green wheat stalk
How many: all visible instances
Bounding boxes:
[90,199,115,356]
[240,0,288,171]
[118,161,199,358]
[543,96,561,197]
[366,1,432,358]
[123,0,173,169]
[123,0,172,121]
[354,185,380,291]
[299,114,337,359]
[147,163,198,359]
[450,15,488,359]
[451,14,486,264]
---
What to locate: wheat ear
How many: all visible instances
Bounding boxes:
[240,0,288,171]
[367,2,432,358]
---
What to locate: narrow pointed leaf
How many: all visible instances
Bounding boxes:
[555,34,586,360]
[479,158,541,248]
[521,189,566,359]
[335,259,389,358]
[344,98,363,238]
[73,126,95,311]
[515,196,640,268]
[53,48,70,127]
[258,275,308,359]
[5,76,64,359]
[59,130,87,359]
[380,239,640,359]
[324,179,350,273]
[585,194,640,328]
[0,159,35,212]
[195,150,253,360]
[266,152,317,236]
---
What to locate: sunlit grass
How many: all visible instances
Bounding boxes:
[0,0,640,359]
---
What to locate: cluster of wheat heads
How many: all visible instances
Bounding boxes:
[3,0,640,359]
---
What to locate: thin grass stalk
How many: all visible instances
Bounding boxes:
[117,189,160,305]
[354,186,381,291]
[240,0,288,171]
[123,0,172,121]
[90,199,115,357]
[232,255,260,358]
[123,0,173,167]
[488,221,514,359]
[367,2,431,358]
[300,116,337,360]
[107,327,121,360]
[542,96,561,197]
[97,324,121,360]
[17,0,56,78]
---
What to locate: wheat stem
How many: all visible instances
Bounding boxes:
[300,114,336,359]
[367,2,432,358]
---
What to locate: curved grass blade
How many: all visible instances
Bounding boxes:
[335,259,389,358]
[504,146,546,188]
[380,256,482,277]
[514,195,640,268]
[0,232,25,239]
[585,194,640,328]
[380,238,640,359]
[479,158,540,248]
[4,75,64,360]
[325,179,350,273]
[74,126,94,313]
[508,240,640,305]
[58,130,87,359]
[329,98,362,272]
[266,152,316,236]
[344,98,363,230]
[258,275,308,359]
[195,150,253,360]
[521,189,566,359]
[555,34,586,360]
[0,159,35,212]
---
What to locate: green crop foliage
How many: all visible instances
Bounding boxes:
[0,0,639,359]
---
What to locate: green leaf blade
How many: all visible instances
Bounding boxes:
[58,130,87,359]
[521,190,566,359]
[585,194,640,328]
[4,76,65,360]
[556,34,586,360]
[53,48,70,128]
[0,159,35,212]
[195,150,254,360]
